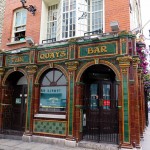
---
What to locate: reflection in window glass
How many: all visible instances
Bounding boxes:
[103,84,110,109]
[14,9,27,42]
[40,69,67,112]
[47,4,58,39]
[62,0,76,38]
[90,84,98,109]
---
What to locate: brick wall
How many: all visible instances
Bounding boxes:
[0,0,6,48]
[1,0,131,51]
[1,0,42,51]
[105,0,130,32]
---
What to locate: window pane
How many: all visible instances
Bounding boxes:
[47,4,58,39]
[40,86,66,112]
[40,69,67,112]
[15,12,21,26]
[62,0,76,38]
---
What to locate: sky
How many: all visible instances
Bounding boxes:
[140,0,150,47]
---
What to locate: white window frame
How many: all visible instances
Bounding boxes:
[12,8,27,42]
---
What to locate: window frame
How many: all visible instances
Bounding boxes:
[12,8,27,42]
[39,69,67,114]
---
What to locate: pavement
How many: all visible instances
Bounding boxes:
[0,138,94,150]
[0,113,149,150]
[141,113,150,150]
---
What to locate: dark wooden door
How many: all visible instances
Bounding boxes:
[12,85,27,131]
[83,82,119,143]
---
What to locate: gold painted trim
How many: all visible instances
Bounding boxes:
[76,60,121,82]
[35,64,69,84]
[78,41,118,59]
[37,48,69,63]
[5,52,30,66]
[2,68,28,86]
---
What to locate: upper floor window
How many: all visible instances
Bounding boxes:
[41,0,103,43]
[47,4,58,40]
[62,0,76,38]
[13,9,27,42]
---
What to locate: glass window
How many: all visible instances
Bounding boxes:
[47,4,58,40]
[103,84,110,109]
[90,84,98,109]
[40,69,67,113]
[62,0,76,38]
[13,9,27,42]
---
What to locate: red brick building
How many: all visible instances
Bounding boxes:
[0,0,146,150]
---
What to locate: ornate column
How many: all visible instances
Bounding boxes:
[117,56,133,148]
[34,83,40,114]
[141,78,146,130]
[132,56,140,148]
[0,68,5,131]
[25,65,38,135]
[74,82,84,142]
[65,61,79,140]
[138,68,144,137]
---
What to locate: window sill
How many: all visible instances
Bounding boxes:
[7,40,26,46]
[34,114,66,119]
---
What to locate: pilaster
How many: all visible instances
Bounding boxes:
[25,65,38,135]
[117,56,133,149]
[75,82,85,142]
[65,61,79,140]
[137,68,144,137]
[132,56,140,148]
[0,67,5,131]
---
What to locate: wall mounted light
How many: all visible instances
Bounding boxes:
[110,21,119,31]
[25,37,34,45]
[20,0,36,15]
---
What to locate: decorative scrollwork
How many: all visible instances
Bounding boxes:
[65,61,79,71]
[26,65,38,74]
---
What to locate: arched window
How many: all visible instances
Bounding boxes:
[40,69,67,112]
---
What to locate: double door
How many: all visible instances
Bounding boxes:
[83,81,119,143]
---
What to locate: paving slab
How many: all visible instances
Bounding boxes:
[141,113,150,150]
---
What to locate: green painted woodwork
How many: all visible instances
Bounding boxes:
[79,42,117,58]
[122,43,126,54]
[123,74,129,142]
[70,48,75,59]
[0,54,3,67]
[68,75,74,136]
[34,120,66,135]
[30,51,35,64]
[26,78,33,130]
[37,49,68,62]
[5,54,30,66]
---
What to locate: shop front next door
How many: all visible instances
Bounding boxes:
[12,85,27,131]
[83,82,119,144]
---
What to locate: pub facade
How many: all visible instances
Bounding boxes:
[0,31,146,149]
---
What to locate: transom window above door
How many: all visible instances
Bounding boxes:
[40,69,67,113]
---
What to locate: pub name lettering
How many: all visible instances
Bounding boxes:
[88,46,107,54]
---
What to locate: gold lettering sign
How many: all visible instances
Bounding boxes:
[39,51,67,60]
[87,46,107,54]
[11,56,24,63]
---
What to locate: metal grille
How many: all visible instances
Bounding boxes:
[83,99,119,144]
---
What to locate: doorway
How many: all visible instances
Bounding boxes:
[2,72,27,135]
[81,64,119,143]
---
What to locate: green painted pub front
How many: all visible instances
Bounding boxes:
[0,32,146,149]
